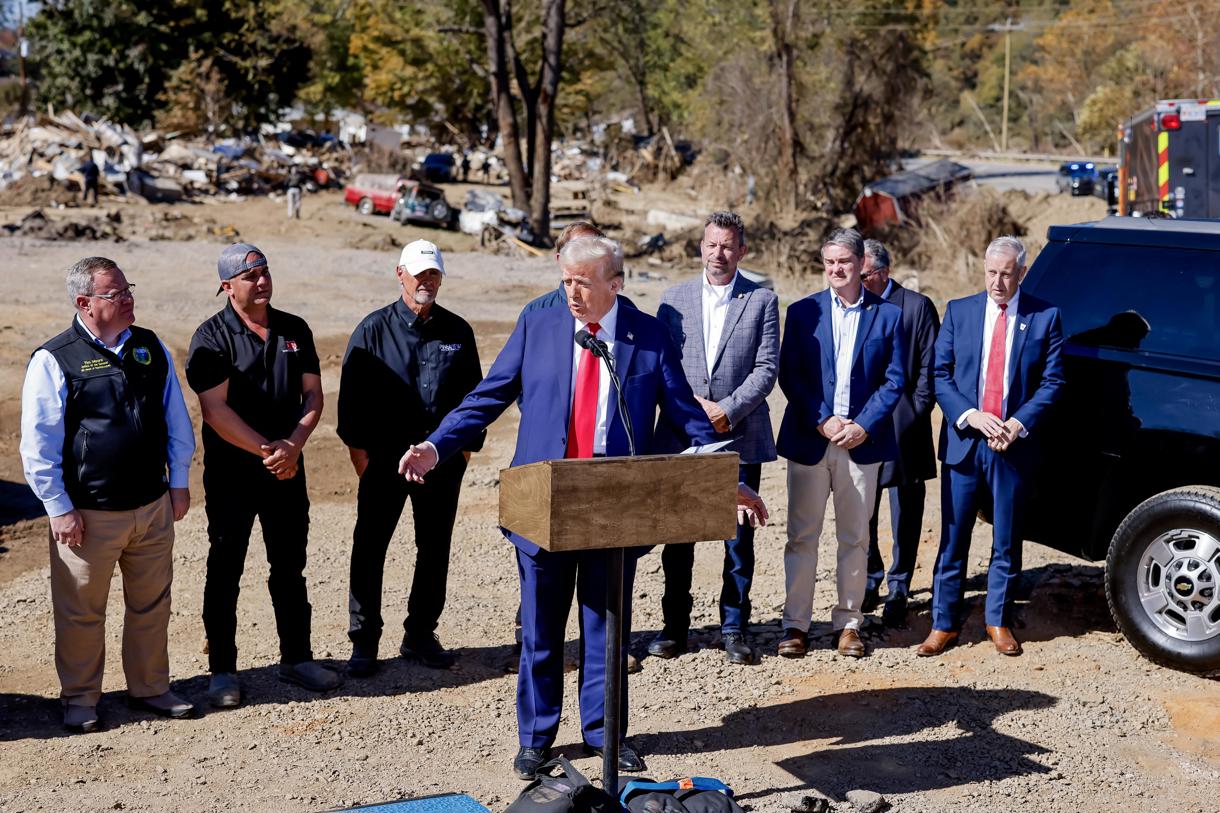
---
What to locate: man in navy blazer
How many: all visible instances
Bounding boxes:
[398,237,718,779]
[918,236,1064,658]
[776,228,905,659]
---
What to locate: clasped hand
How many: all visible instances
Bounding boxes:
[260,439,300,480]
[965,412,1023,452]
[819,415,868,450]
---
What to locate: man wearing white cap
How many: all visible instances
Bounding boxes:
[339,239,484,676]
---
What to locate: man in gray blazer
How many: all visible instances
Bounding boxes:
[650,211,780,664]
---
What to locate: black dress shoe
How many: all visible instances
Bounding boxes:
[722,632,755,665]
[860,587,882,614]
[646,631,688,659]
[400,633,456,669]
[583,741,647,772]
[881,596,908,628]
[513,746,551,780]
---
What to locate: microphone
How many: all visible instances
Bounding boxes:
[573,327,636,457]
[574,329,607,357]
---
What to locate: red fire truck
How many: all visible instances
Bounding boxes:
[1118,99,1220,218]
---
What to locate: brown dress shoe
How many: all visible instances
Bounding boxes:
[836,628,866,658]
[777,628,807,658]
[915,629,959,657]
[985,625,1022,656]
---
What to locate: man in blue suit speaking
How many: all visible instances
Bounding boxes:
[776,228,906,660]
[918,236,1064,658]
[398,237,720,779]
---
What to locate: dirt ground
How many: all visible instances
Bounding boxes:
[1,191,1217,813]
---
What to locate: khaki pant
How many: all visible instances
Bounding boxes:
[49,493,174,706]
[784,446,880,632]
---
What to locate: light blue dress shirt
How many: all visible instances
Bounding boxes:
[20,317,195,517]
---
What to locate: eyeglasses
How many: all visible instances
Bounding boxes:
[89,284,136,301]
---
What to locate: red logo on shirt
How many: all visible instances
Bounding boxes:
[283,340,298,352]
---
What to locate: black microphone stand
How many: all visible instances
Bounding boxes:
[576,330,634,795]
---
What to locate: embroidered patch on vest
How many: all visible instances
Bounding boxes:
[133,346,152,365]
[80,358,112,372]
[439,343,462,352]
[283,340,298,352]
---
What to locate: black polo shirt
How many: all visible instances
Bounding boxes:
[338,298,483,459]
[186,302,320,463]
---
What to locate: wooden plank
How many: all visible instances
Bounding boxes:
[499,453,739,552]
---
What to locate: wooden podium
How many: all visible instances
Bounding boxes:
[499,452,739,551]
[499,452,739,791]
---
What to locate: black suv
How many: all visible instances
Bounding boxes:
[1021,216,1220,674]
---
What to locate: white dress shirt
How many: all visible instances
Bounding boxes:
[830,289,865,418]
[956,290,1027,434]
[570,300,619,454]
[701,271,736,376]
[20,316,195,517]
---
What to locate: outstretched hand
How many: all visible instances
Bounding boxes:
[399,443,439,483]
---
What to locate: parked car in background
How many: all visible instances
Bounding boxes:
[344,173,408,215]
[1056,161,1099,196]
[414,152,456,184]
[1019,216,1220,675]
[390,180,459,230]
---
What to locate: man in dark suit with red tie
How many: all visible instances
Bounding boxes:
[398,237,720,779]
[918,236,1065,658]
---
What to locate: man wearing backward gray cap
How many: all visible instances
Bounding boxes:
[185,243,341,708]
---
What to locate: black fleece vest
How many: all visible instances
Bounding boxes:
[40,321,170,510]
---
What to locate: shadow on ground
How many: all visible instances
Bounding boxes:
[640,687,1055,801]
[0,639,526,742]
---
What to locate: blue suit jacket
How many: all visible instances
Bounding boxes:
[933,290,1065,471]
[426,298,717,555]
[776,288,906,466]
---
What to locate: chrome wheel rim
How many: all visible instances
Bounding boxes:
[1137,528,1220,642]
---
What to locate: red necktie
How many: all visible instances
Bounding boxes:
[567,321,601,458]
[982,304,1008,418]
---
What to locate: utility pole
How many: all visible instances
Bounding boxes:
[17,0,29,118]
[988,17,1024,153]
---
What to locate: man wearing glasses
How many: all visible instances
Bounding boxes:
[21,256,196,732]
[185,243,340,709]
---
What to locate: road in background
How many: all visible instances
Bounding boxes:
[904,156,1064,194]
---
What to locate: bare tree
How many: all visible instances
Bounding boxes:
[479,0,566,242]
[769,0,803,212]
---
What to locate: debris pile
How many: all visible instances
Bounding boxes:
[0,111,351,205]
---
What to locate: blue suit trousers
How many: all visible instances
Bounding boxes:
[515,545,636,749]
[931,442,1028,630]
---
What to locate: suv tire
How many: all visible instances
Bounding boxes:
[357,197,374,215]
[1106,486,1220,674]
[428,200,451,223]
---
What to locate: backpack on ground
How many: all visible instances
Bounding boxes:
[619,777,744,813]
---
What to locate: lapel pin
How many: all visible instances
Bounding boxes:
[1019,323,1027,331]
[626,331,634,341]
